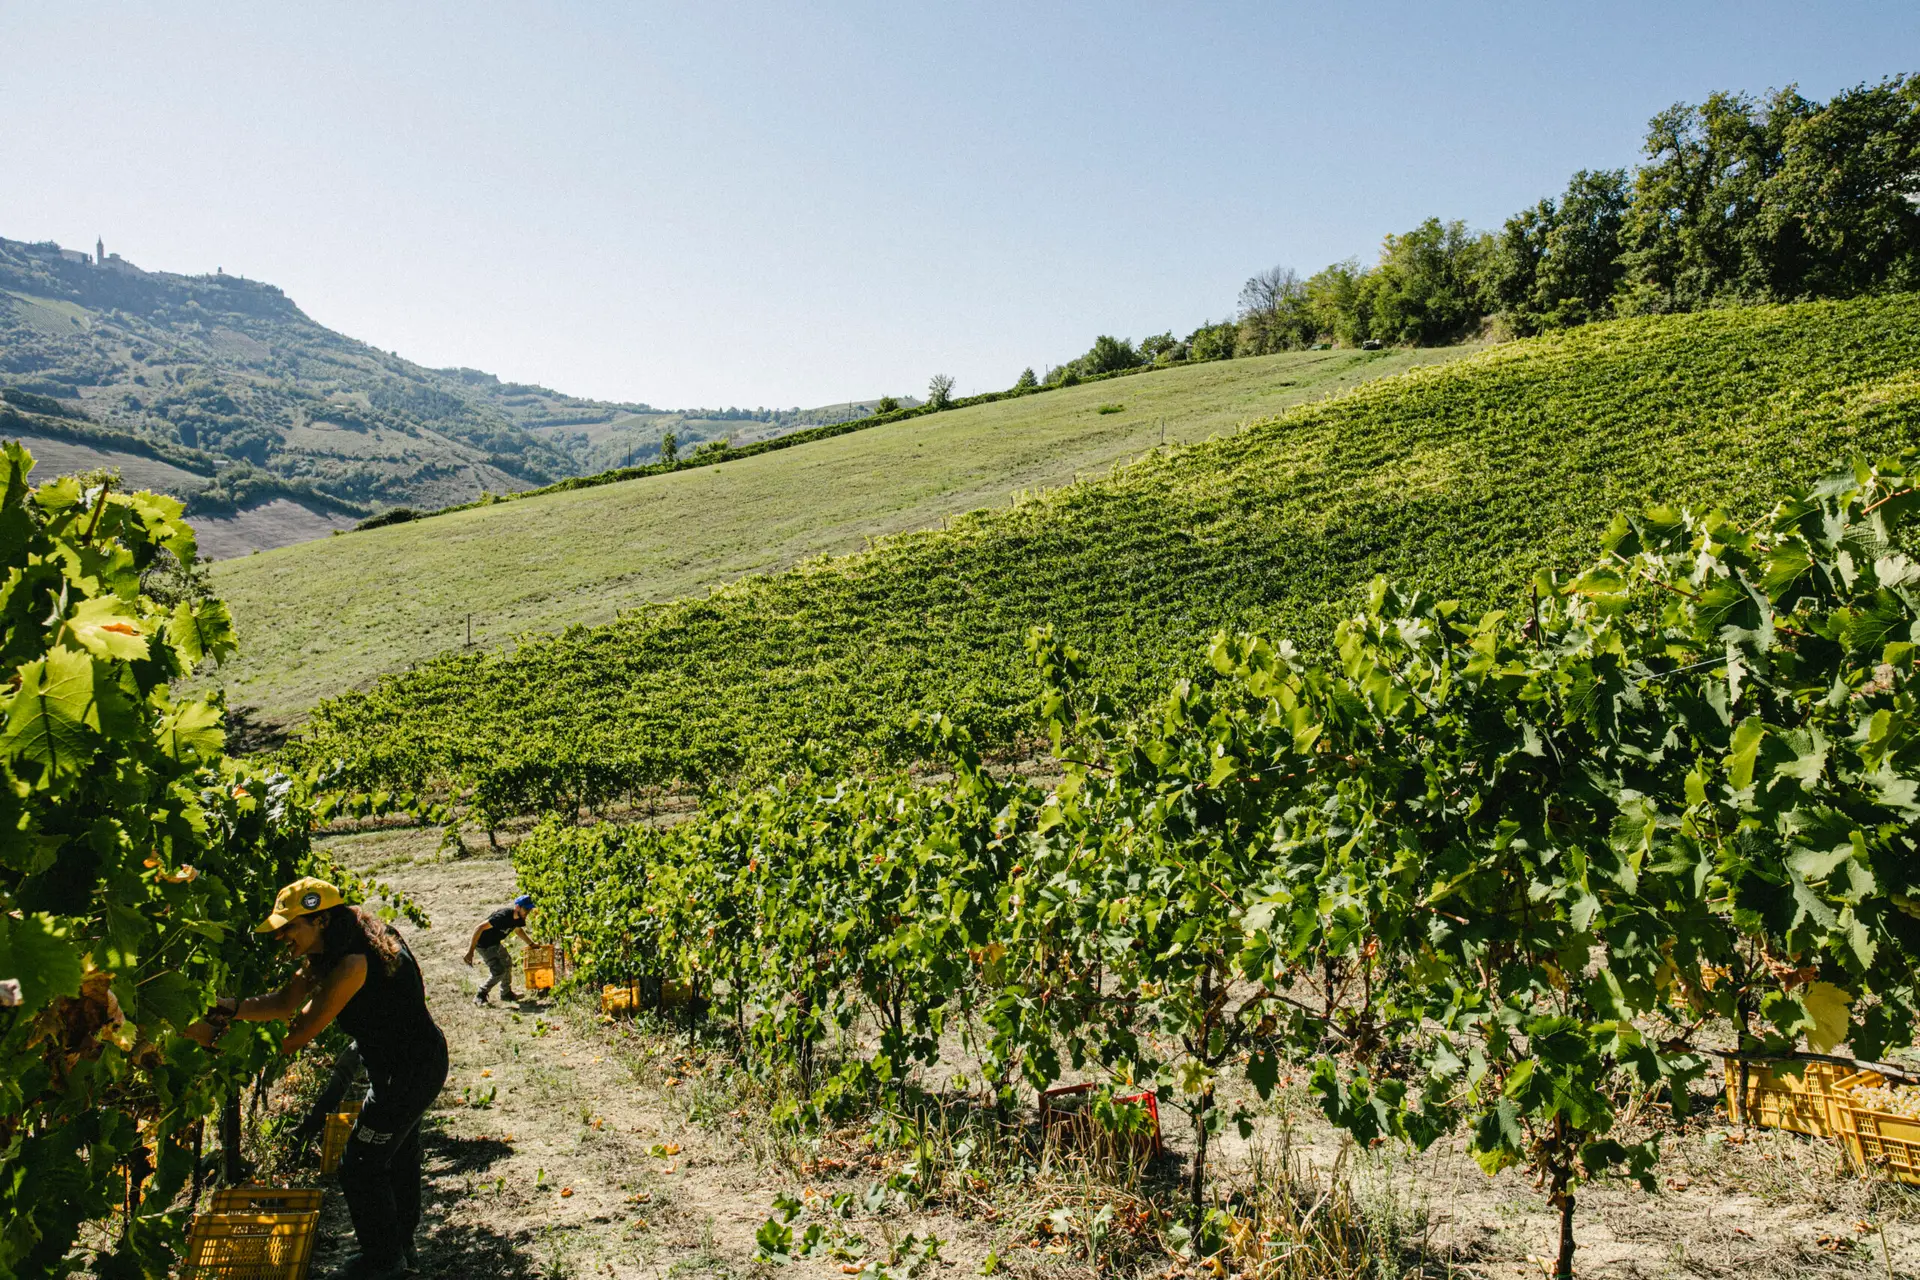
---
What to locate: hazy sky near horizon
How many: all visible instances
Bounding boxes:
[2,4,1914,409]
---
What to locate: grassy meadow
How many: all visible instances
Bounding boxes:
[209,344,1471,719]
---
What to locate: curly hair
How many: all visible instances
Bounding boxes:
[307,904,406,978]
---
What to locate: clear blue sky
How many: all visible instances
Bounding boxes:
[2,3,1913,409]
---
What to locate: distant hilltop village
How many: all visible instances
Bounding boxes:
[0,234,297,322]
[17,236,231,279]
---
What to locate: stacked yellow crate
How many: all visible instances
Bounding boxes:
[180,1188,324,1278]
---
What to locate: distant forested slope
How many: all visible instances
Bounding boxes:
[0,237,876,551]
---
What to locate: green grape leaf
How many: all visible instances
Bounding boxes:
[59,596,149,662]
[171,598,238,669]
[158,700,226,763]
[1801,981,1853,1054]
[134,970,205,1031]
[0,912,87,1012]
[5,646,99,780]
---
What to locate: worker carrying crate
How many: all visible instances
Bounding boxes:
[188,878,448,1280]
[464,894,534,1006]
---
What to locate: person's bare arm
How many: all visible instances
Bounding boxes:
[234,970,315,1022]
[513,927,533,947]
[281,954,367,1055]
[183,970,314,1046]
[464,921,490,965]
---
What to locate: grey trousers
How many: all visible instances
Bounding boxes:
[477,943,517,998]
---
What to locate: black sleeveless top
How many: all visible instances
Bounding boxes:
[328,930,444,1081]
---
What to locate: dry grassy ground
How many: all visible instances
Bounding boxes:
[270,827,1919,1280]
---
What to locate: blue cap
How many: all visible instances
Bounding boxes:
[514,895,534,911]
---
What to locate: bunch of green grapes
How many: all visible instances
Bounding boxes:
[1848,1084,1920,1118]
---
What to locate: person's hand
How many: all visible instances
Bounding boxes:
[463,952,475,967]
[183,998,236,1047]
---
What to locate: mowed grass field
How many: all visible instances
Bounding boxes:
[209,345,1473,719]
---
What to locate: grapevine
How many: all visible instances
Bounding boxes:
[0,445,398,1277]
[513,452,1920,1277]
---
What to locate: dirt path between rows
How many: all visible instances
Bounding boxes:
[296,826,1920,1280]
[305,830,786,1279]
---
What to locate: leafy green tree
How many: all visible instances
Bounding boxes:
[1303,260,1371,346]
[1492,169,1630,334]
[1136,333,1180,364]
[1236,266,1317,354]
[1011,368,1038,392]
[874,396,901,415]
[1615,89,1801,314]
[659,430,678,464]
[1762,75,1920,299]
[1185,321,1237,362]
[1080,336,1140,376]
[1362,218,1497,345]
[927,375,955,409]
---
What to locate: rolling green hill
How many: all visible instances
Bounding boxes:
[209,343,1471,720]
[283,295,1920,814]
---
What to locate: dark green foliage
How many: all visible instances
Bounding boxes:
[1614,78,1920,314]
[0,403,216,476]
[927,374,956,409]
[1493,170,1631,335]
[354,506,421,532]
[184,464,370,517]
[1360,218,1495,346]
[1080,337,1141,376]
[1137,333,1181,364]
[1186,321,1237,362]
[1235,268,1319,354]
[1011,368,1038,392]
[0,387,88,420]
[286,296,1920,821]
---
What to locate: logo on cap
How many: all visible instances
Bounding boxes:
[301,891,322,910]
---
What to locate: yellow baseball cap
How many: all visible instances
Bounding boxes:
[256,877,345,933]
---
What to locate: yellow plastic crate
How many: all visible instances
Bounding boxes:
[178,1209,318,1278]
[524,943,562,992]
[1834,1072,1920,1185]
[319,1102,362,1176]
[1722,1057,1854,1137]
[209,1187,324,1215]
[599,978,694,1015]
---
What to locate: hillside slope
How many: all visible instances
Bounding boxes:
[286,295,1920,810]
[211,344,1469,718]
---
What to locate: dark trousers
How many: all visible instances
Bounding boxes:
[339,1035,449,1265]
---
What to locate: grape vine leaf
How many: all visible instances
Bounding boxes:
[5,646,98,780]
[0,912,87,1012]
[1801,981,1853,1053]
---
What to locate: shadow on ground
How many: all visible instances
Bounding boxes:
[426,1132,517,1176]
[411,1221,552,1279]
